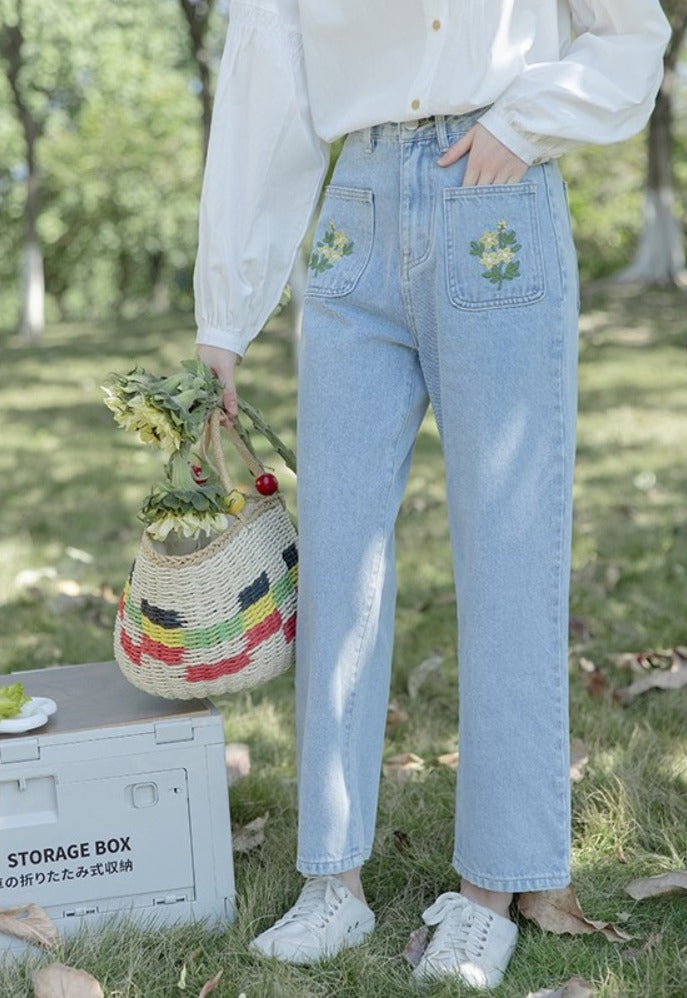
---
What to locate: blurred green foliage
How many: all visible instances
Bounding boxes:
[0,0,685,328]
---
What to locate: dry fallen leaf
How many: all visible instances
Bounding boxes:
[625,870,687,900]
[233,813,268,853]
[579,658,609,699]
[392,829,412,855]
[616,659,687,705]
[382,752,424,782]
[407,654,443,700]
[0,904,58,949]
[225,742,251,785]
[436,751,459,769]
[517,886,631,943]
[526,978,594,998]
[569,738,589,783]
[621,931,662,963]
[402,925,430,968]
[386,698,409,727]
[197,969,223,997]
[33,963,104,998]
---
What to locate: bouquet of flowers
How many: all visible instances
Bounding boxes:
[103,360,295,555]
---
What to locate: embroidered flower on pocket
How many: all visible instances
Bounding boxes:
[470,219,521,289]
[309,222,354,275]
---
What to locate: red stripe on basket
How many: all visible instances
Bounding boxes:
[119,626,142,665]
[184,652,252,683]
[283,611,297,644]
[245,608,283,651]
[141,635,185,666]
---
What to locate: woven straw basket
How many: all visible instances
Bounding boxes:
[114,410,298,699]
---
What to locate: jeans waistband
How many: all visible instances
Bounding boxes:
[358,108,490,153]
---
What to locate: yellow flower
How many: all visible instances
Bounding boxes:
[496,248,515,265]
[480,230,499,249]
[146,511,228,542]
[479,251,500,269]
[497,219,509,231]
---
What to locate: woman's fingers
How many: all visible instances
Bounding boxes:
[437,123,528,186]
[437,126,474,167]
[196,344,240,419]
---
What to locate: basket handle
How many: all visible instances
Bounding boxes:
[205,408,266,494]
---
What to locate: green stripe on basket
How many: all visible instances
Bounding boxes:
[183,612,246,649]
[125,597,142,628]
[272,569,296,605]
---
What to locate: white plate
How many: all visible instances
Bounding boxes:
[0,696,57,734]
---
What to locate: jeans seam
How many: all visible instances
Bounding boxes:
[339,352,418,866]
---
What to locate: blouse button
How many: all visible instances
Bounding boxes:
[411,98,421,110]
[432,19,441,30]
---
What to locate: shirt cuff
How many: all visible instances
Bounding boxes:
[195,323,251,357]
[477,107,549,167]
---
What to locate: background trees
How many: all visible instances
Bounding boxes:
[0,0,685,335]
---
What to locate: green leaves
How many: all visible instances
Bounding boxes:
[0,682,30,719]
[472,219,522,289]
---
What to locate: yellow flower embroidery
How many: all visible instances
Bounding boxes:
[309,222,354,275]
[470,221,521,289]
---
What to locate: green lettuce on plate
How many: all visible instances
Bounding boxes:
[0,683,30,719]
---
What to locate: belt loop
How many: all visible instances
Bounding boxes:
[363,125,378,153]
[435,115,450,153]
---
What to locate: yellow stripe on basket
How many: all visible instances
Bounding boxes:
[141,616,185,648]
[240,590,277,629]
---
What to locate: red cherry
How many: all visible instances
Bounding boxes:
[191,464,208,485]
[255,472,279,496]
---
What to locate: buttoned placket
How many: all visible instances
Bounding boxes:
[406,0,449,118]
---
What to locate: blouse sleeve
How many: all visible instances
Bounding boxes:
[194,0,329,356]
[478,0,671,165]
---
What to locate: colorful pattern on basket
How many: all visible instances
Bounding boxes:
[117,542,298,683]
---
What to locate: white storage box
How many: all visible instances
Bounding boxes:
[0,661,235,953]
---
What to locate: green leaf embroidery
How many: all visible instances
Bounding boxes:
[471,220,522,290]
[309,221,355,275]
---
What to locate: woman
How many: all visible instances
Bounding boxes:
[194,1,670,988]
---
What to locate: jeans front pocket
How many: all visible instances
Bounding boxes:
[306,186,374,298]
[443,183,545,310]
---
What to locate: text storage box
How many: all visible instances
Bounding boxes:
[0,662,235,952]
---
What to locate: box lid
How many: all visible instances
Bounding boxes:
[0,661,211,738]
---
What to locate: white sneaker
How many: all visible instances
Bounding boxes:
[413,892,518,990]
[249,876,375,964]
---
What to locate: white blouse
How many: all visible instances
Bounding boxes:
[194,0,670,356]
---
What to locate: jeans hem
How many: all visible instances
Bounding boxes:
[452,854,570,893]
[297,850,369,877]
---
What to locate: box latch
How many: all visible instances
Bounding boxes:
[154,720,194,744]
[0,738,40,764]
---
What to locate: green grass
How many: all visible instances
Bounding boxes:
[1,287,686,997]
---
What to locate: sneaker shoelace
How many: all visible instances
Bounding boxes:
[272,877,346,932]
[422,892,494,962]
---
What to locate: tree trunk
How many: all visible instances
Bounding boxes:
[178,0,216,164]
[1,2,46,339]
[616,10,687,286]
[20,228,45,341]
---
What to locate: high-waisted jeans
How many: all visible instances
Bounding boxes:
[295,112,579,892]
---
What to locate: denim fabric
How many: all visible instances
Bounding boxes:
[295,113,579,892]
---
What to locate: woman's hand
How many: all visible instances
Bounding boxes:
[437,123,528,187]
[196,344,240,420]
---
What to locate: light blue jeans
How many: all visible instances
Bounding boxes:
[295,113,579,892]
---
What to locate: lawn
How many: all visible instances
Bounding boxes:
[0,286,686,997]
